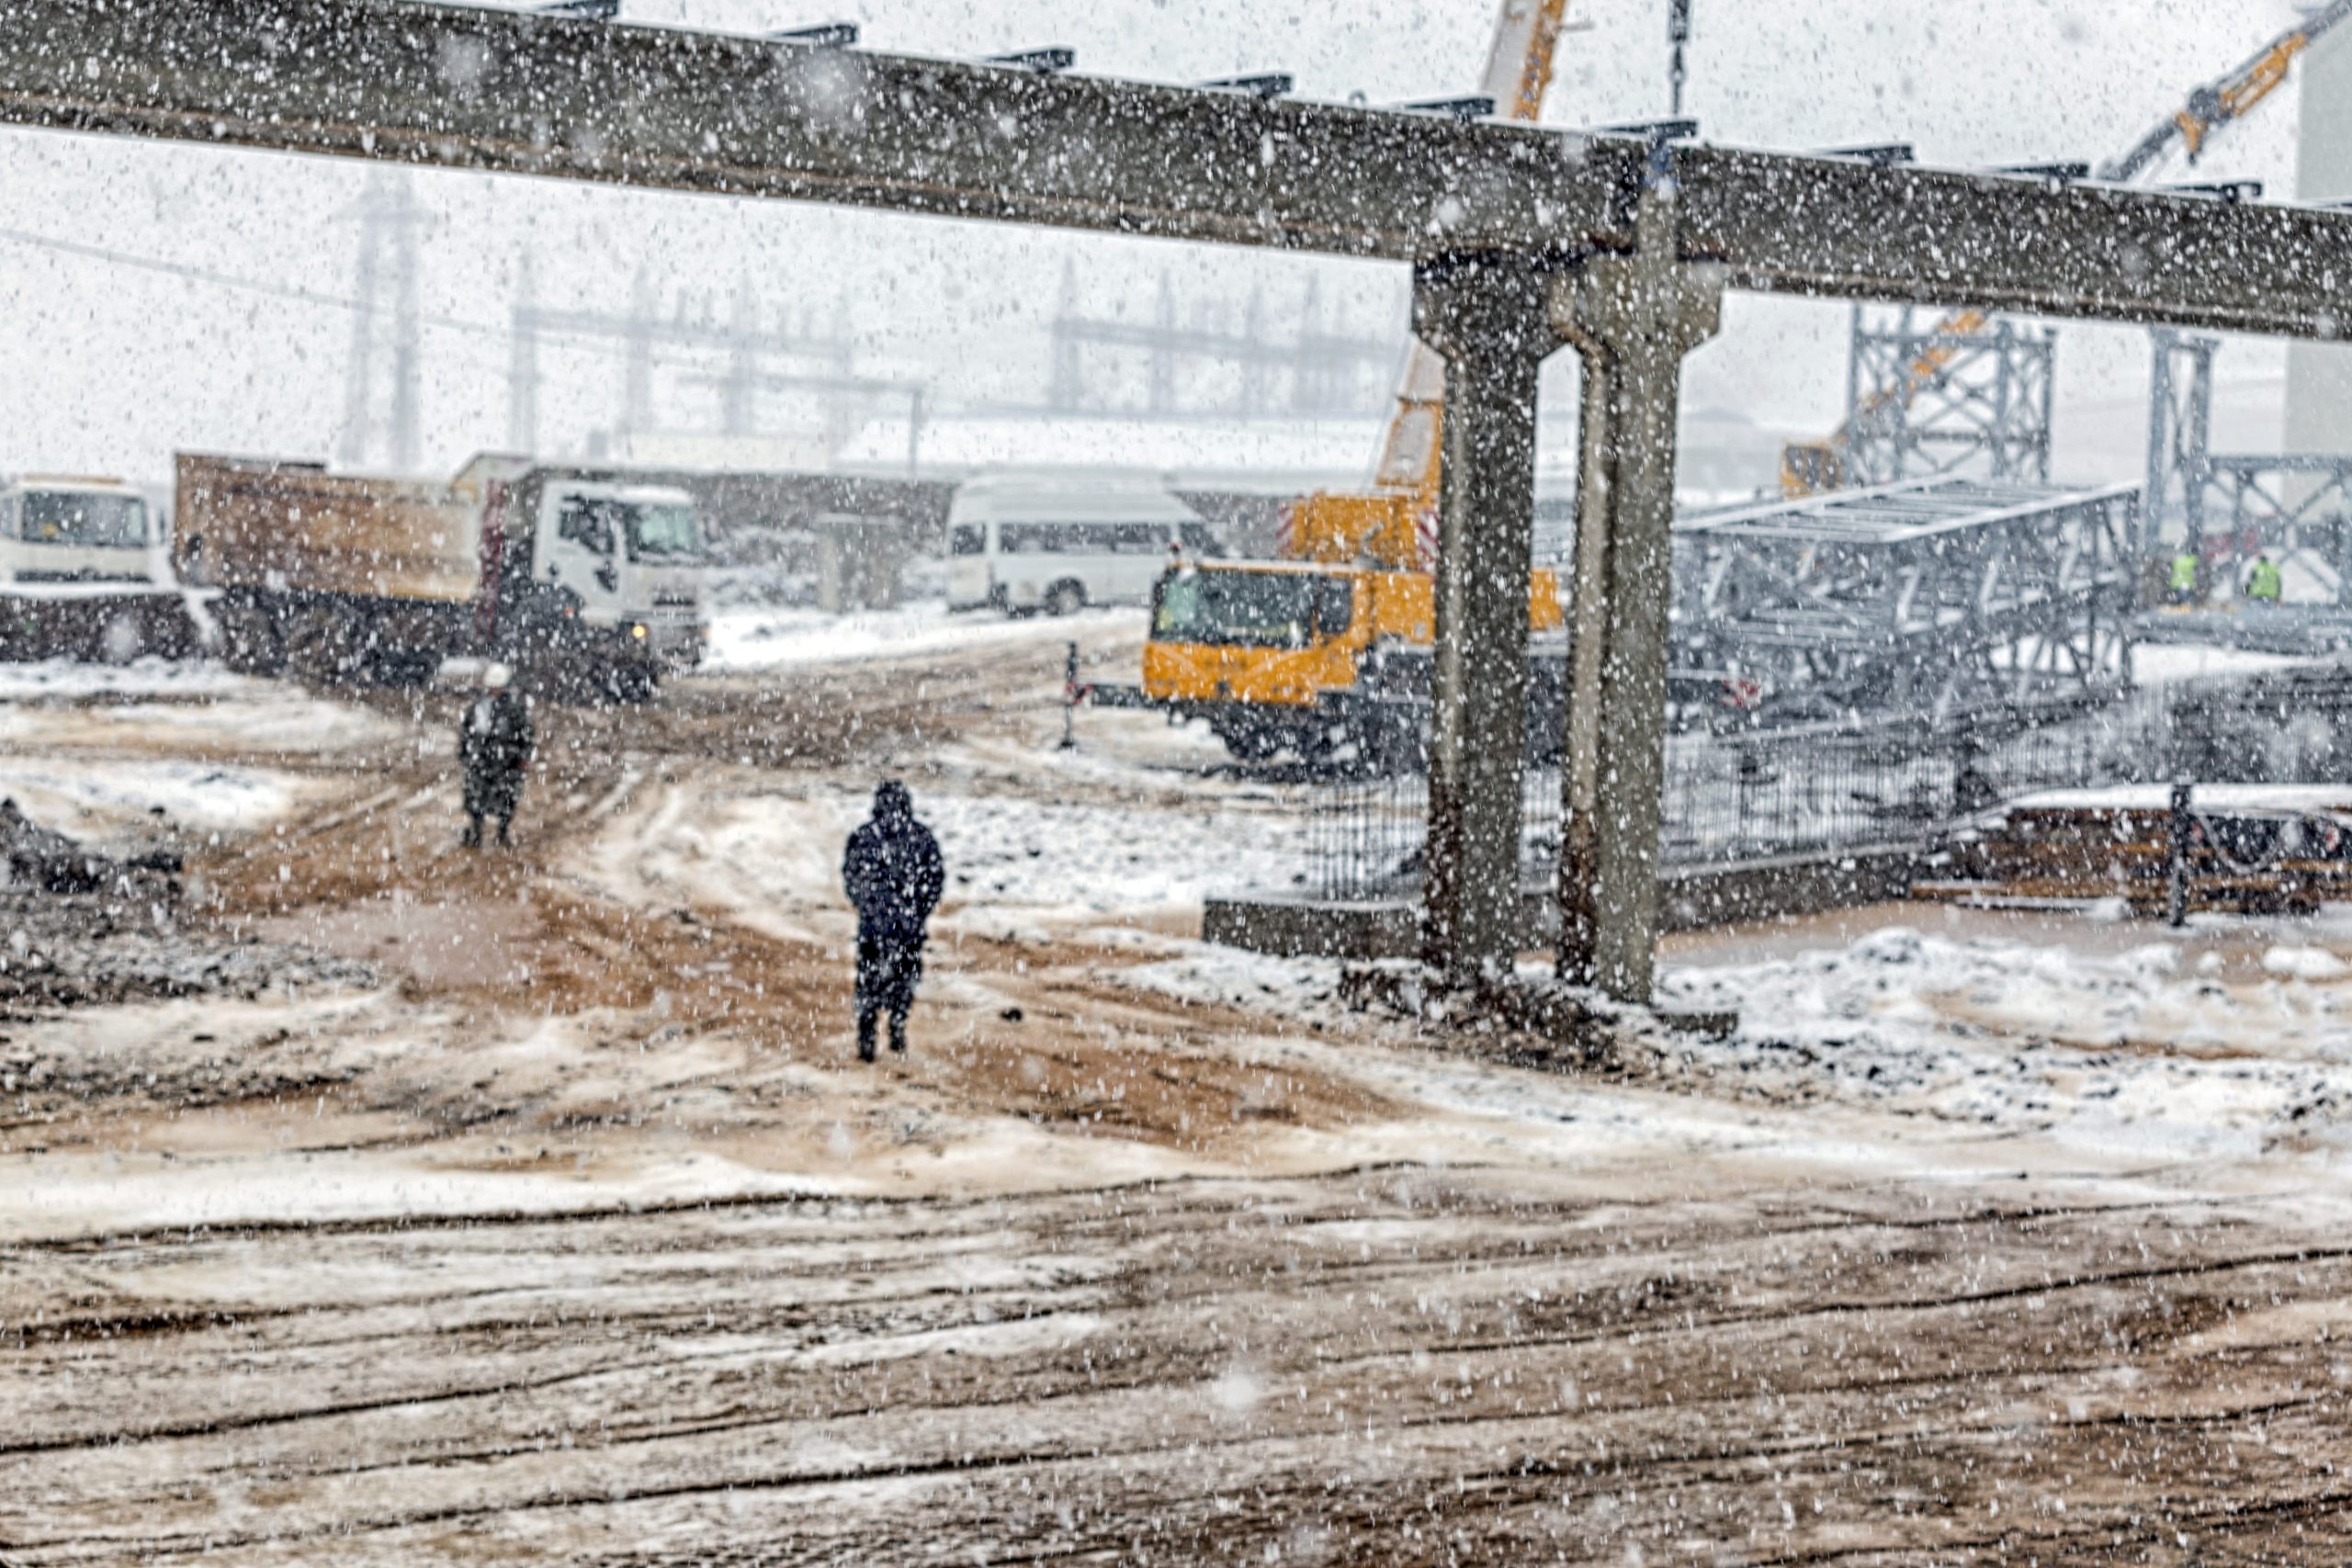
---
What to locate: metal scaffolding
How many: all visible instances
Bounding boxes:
[1835,308,2056,489]
[2143,329,2352,603]
[1672,477,2139,724]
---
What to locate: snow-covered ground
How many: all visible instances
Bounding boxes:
[705,598,1139,671]
[0,656,261,700]
[0,755,309,836]
[1658,919,2352,1162]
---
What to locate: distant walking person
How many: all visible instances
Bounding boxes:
[842,780,945,1062]
[458,663,534,849]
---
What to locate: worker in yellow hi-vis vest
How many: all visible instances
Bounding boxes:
[2246,553,2284,606]
[2166,548,2199,606]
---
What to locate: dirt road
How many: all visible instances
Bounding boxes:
[5,630,2352,1563]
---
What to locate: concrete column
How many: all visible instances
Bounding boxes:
[1412,253,1564,988]
[1555,356,1615,979]
[1553,187,1723,1002]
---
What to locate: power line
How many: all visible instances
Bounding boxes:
[0,223,822,376]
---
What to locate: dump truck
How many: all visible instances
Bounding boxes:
[1110,557,1566,767]
[0,475,198,661]
[175,453,705,695]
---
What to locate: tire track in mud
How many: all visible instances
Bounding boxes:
[8,1168,2352,1563]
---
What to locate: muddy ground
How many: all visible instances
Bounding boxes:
[4,625,2352,1564]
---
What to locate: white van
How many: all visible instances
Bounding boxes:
[944,472,1220,615]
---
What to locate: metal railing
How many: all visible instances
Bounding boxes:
[1300,702,2170,902]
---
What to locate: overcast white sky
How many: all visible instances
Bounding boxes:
[0,0,2323,487]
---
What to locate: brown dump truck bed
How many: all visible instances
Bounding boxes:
[175,454,484,604]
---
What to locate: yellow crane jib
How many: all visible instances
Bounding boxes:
[1280,0,1571,570]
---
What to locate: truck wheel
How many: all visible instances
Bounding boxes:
[1045,581,1087,617]
[287,606,359,685]
[217,602,285,675]
[599,662,659,705]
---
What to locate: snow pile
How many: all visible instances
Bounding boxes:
[1659,925,2352,1159]
[2262,944,2349,981]
[926,790,1307,921]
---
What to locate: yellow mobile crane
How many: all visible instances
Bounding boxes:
[1132,0,1574,761]
[1781,0,2352,497]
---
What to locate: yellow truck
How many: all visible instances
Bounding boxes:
[1077,0,1579,767]
[1110,557,1566,766]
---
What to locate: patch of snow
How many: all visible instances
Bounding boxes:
[0,657,260,700]
[0,757,307,835]
[2263,945,2349,981]
[1997,783,2352,815]
[1660,925,2352,1162]
[2131,643,2324,684]
[704,598,1136,672]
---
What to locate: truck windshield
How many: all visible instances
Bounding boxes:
[1151,568,1349,649]
[626,504,700,560]
[22,492,146,547]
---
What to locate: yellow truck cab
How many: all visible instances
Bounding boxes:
[1141,558,1565,764]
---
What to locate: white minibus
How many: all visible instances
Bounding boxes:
[944,472,1220,615]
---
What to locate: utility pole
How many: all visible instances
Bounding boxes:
[339,169,429,469]
[621,264,655,446]
[722,277,760,437]
[1668,0,1692,118]
[507,248,540,454]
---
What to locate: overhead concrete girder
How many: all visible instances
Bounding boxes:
[5,3,2352,342]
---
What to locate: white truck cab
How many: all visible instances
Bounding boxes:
[524,477,707,671]
[0,476,159,585]
[0,476,192,660]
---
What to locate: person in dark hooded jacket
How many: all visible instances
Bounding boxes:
[842,780,945,1061]
[458,662,534,849]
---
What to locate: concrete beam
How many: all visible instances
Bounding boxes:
[1674,145,2352,338]
[2,3,2350,340]
[1413,254,1564,987]
[0,0,1603,261]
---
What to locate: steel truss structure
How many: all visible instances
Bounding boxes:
[1834,308,2056,489]
[2146,329,2352,602]
[1673,478,2138,722]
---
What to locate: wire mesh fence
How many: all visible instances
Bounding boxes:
[1300,697,2173,902]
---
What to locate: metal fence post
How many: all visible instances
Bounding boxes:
[2168,779,2192,928]
[1060,641,1080,750]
